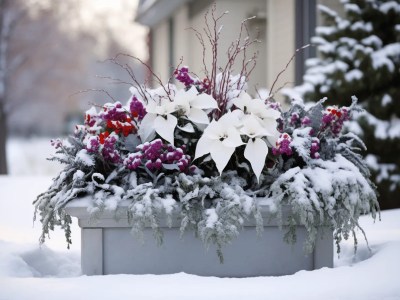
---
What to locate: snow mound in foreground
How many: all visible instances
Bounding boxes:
[0,241,80,278]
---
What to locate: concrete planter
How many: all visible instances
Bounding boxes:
[65,198,333,277]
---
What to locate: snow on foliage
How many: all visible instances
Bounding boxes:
[285,0,400,209]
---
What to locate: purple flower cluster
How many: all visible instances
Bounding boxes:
[310,137,320,159]
[124,139,192,173]
[174,66,195,87]
[272,133,293,156]
[289,113,312,128]
[301,116,311,126]
[321,106,349,136]
[290,112,299,125]
[86,136,100,153]
[101,102,127,122]
[266,100,281,111]
[51,139,63,149]
[129,97,146,121]
[101,134,121,164]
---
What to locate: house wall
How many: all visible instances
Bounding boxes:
[266,0,295,101]
[148,0,342,100]
[151,0,268,94]
[152,20,170,82]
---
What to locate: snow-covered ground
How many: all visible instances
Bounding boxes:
[7,138,63,176]
[1,138,400,299]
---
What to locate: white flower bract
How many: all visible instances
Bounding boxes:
[195,111,243,174]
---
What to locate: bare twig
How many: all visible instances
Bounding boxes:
[113,53,173,101]
[268,44,312,99]
[268,81,295,100]
[95,75,133,86]
[68,88,117,103]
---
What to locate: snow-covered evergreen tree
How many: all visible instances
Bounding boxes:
[290,0,400,209]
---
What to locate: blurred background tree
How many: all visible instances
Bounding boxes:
[0,0,147,174]
[290,0,400,209]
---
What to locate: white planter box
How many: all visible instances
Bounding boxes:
[65,198,333,277]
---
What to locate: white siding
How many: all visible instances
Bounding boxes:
[152,20,170,82]
[173,5,190,70]
[266,0,295,102]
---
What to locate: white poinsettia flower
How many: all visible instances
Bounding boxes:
[232,91,253,113]
[195,111,243,174]
[233,91,280,129]
[174,86,218,124]
[139,97,177,145]
[240,115,271,182]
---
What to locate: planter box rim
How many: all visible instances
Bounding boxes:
[64,196,287,228]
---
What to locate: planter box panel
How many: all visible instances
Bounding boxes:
[94,226,321,277]
[66,200,333,277]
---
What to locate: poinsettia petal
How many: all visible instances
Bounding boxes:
[244,138,268,182]
[174,89,191,113]
[222,127,243,147]
[138,113,157,142]
[232,91,252,111]
[261,118,278,136]
[190,93,218,110]
[254,106,281,120]
[145,100,158,114]
[209,141,235,175]
[203,120,222,140]
[219,110,241,127]
[194,135,211,160]
[178,123,195,133]
[186,85,199,96]
[187,108,210,124]
[266,129,280,147]
[154,114,177,145]
[240,114,267,138]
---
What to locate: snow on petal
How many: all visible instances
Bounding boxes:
[244,138,268,182]
[153,114,177,145]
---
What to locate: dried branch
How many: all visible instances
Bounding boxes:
[268,81,295,100]
[113,53,173,101]
[268,44,312,99]
[95,75,133,86]
[68,88,117,103]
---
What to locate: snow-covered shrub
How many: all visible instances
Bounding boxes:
[287,0,400,209]
[34,7,379,262]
